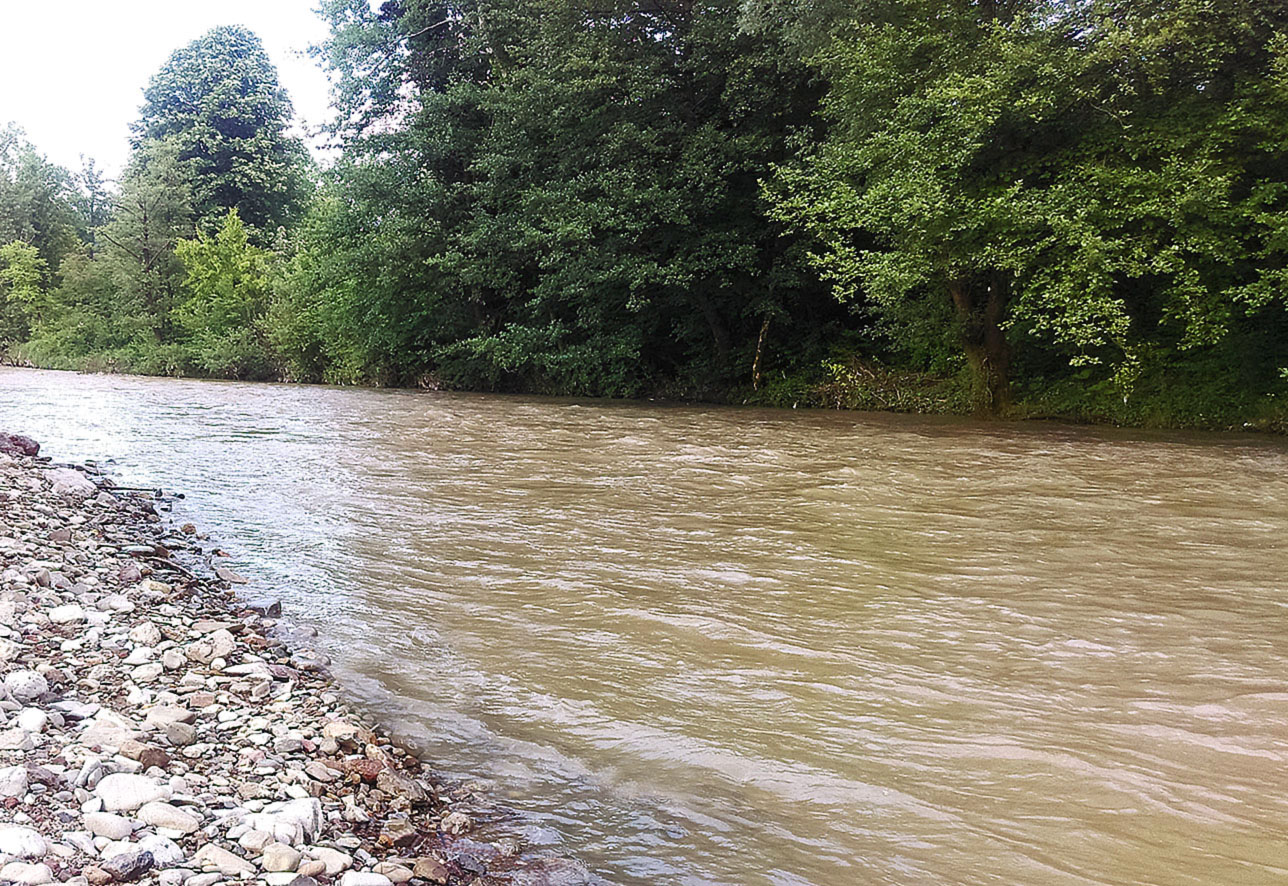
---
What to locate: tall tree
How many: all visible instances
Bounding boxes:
[133,26,309,235]
[769,0,1288,412]
[0,240,47,345]
[293,0,845,393]
[99,139,194,337]
[0,125,80,273]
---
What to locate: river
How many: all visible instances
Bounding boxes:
[2,367,1287,886]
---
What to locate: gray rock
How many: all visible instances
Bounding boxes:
[164,722,197,747]
[100,849,155,883]
[0,728,34,751]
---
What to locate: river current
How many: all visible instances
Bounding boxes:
[2,367,1287,886]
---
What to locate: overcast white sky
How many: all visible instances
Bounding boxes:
[0,0,335,178]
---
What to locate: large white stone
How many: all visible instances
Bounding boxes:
[244,798,322,846]
[340,873,392,886]
[84,811,134,840]
[193,844,255,877]
[129,621,163,646]
[137,834,185,867]
[137,802,200,835]
[0,862,53,885]
[0,826,48,859]
[0,765,28,799]
[3,671,47,703]
[48,604,86,624]
[261,843,301,873]
[43,468,96,499]
[15,708,47,734]
[94,773,170,811]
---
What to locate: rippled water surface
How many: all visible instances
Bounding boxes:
[3,367,1288,885]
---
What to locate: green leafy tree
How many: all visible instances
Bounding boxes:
[174,209,274,378]
[291,0,846,393]
[134,26,309,235]
[98,139,194,340]
[73,157,113,258]
[0,125,80,273]
[769,0,1288,413]
[0,240,47,344]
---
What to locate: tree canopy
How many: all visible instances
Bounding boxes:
[3,7,1285,431]
[134,25,309,235]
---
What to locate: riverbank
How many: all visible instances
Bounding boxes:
[7,353,1285,436]
[0,437,592,886]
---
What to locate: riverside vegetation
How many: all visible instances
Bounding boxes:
[1,1,1286,430]
[0,431,593,886]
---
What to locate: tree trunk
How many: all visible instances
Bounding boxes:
[949,279,1010,415]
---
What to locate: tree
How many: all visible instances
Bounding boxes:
[73,157,113,258]
[134,26,309,235]
[98,139,194,338]
[174,209,274,378]
[0,240,47,344]
[768,0,1288,413]
[295,0,847,393]
[0,125,80,273]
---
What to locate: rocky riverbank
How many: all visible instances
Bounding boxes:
[0,436,593,886]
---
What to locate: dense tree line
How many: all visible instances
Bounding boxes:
[1,3,1285,428]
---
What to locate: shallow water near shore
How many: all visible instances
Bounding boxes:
[4,366,1288,886]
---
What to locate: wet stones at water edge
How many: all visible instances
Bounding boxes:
[0,435,38,458]
[0,441,594,886]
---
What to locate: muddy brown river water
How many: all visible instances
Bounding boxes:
[3,367,1287,886]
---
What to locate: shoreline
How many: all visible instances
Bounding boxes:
[0,437,593,886]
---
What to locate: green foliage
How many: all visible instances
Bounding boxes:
[768,0,1288,414]
[282,0,846,394]
[0,125,81,273]
[0,240,47,344]
[99,139,194,331]
[2,8,1285,433]
[135,26,309,235]
[174,210,273,378]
